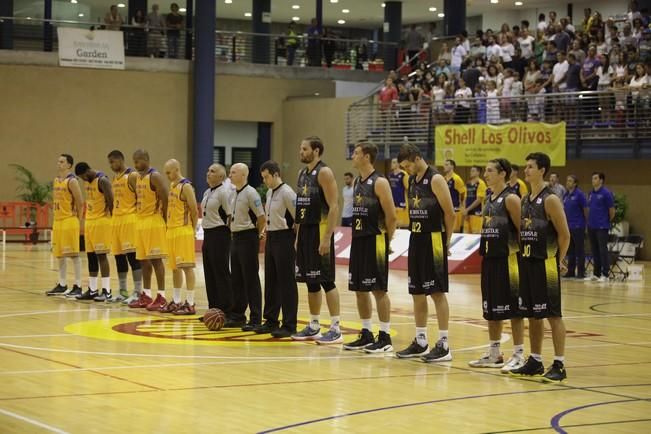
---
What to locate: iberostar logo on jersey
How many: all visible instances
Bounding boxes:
[65,317,373,346]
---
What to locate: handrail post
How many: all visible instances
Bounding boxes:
[231,35,236,63]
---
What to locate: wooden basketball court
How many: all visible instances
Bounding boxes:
[1,244,650,433]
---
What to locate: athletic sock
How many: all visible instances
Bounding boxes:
[89,276,98,292]
[309,315,320,331]
[415,327,428,347]
[531,353,543,362]
[144,288,152,297]
[513,344,525,356]
[553,355,565,364]
[133,269,143,291]
[186,290,195,305]
[72,256,82,287]
[439,330,449,349]
[361,318,372,331]
[118,272,128,292]
[379,321,390,334]
[330,316,341,332]
[173,288,182,304]
[58,258,67,287]
[101,277,111,293]
[489,340,501,359]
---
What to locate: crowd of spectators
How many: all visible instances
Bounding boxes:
[378,1,651,126]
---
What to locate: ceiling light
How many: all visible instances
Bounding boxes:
[438,13,445,17]
[330,0,339,3]
[292,5,300,9]
[78,13,84,17]
[429,7,437,12]
[117,3,125,7]
[292,16,300,21]
[314,92,320,96]
[490,0,499,3]
[337,19,346,24]
[225,0,232,3]
[245,12,252,17]
[342,9,350,13]
[382,3,386,7]
[515,1,523,4]
[70,0,78,4]
[179,8,187,12]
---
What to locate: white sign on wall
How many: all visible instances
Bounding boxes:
[57,27,125,70]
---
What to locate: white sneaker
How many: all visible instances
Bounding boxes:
[122,291,140,305]
[597,276,608,283]
[501,353,526,374]
[583,276,595,282]
[468,353,504,368]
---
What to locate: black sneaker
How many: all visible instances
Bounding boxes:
[46,284,68,296]
[64,285,83,299]
[542,360,567,383]
[253,322,278,334]
[342,329,375,351]
[223,319,245,329]
[76,289,98,301]
[509,355,545,377]
[421,338,452,363]
[94,289,112,302]
[364,331,393,353]
[396,339,430,359]
[241,322,259,332]
[271,327,295,338]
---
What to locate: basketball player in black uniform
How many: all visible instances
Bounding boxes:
[395,144,456,362]
[342,142,397,353]
[468,159,526,373]
[291,137,343,345]
[511,152,570,383]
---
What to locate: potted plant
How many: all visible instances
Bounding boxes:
[9,164,52,243]
[610,193,629,237]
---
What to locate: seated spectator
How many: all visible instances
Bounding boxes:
[104,4,123,30]
[433,59,451,78]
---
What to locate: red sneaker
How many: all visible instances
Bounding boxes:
[146,293,167,311]
[173,302,196,315]
[159,300,180,313]
[128,292,153,308]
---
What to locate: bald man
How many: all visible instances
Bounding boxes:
[227,163,266,330]
[128,149,169,310]
[161,159,198,314]
[201,164,234,318]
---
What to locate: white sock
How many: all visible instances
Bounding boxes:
[309,315,320,330]
[513,344,525,356]
[361,318,372,331]
[379,321,390,333]
[157,289,166,299]
[489,340,501,359]
[531,353,543,362]
[89,276,98,292]
[101,277,110,293]
[72,256,82,287]
[58,258,67,287]
[173,288,182,304]
[415,327,428,347]
[330,316,341,332]
[439,330,449,349]
[554,355,565,363]
[186,290,195,305]
[144,288,152,297]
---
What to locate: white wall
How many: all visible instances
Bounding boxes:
[335,81,379,98]
[214,120,258,165]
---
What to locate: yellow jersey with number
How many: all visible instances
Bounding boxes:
[136,168,160,217]
[85,172,109,220]
[112,168,137,216]
[53,173,76,221]
[167,178,192,228]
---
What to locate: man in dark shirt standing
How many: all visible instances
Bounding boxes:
[307,18,321,67]
[586,172,615,283]
[563,175,587,279]
[165,3,184,59]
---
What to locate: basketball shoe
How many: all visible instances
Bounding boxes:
[343,329,374,350]
[364,331,393,353]
[291,324,322,341]
[46,284,67,296]
[501,353,526,373]
[395,339,429,358]
[316,328,343,345]
[468,353,505,368]
[146,293,167,311]
[76,289,98,301]
[93,289,112,302]
[421,338,452,362]
[159,300,180,313]
[63,285,83,298]
[128,292,152,308]
[509,355,544,377]
[173,302,196,315]
[541,360,567,383]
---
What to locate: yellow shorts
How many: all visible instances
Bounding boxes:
[111,213,137,255]
[396,207,409,228]
[464,215,483,234]
[166,225,196,270]
[135,214,167,260]
[52,217,80,258]
[85,217,112,254]
[454,211,463,232]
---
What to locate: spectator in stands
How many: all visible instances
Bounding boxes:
[166,3,184,59]
[511,47,527,80]
[527,78,547,121]
[537,13,548,35]
[307,18,321,67]
[569,39,586,65]
[553,24,571,54]
[146,4,164,58]
[628,63,649,99]
[521,20,530,32]
[104,5,123,31]
[544,41,559,64]
[581,8,592,32]
[433,59,450,78]
[462,59,481,94]
[406,24,424,68]
[485,64,503,88]
[454,79,473,123]
[378,77,398,123]
[285,21,298,66]
[486,80,501,124]
[639,29,651,63]
[432,74,447,123]
[548,172,566,197]
[450,36,467,76]
[534,33,546,64]
[563,175,587,279]
[341,172,354,227]
[581,45,600,91]
[549,10,558,27]
[518,28,535,60]
[486,36,503,64]
[475,82,487,123]
[586,172,615,283]
[511,71,524,120]
[562,17,576,35]
[470,38,486,60]
[397,81,414,127]
[501,34,515,69]
[437,43,451,65]
[389,159,409,228]
[524,59,541,93]
[621,24,637,50]
[130,9,146,57]
[442,82,456,123]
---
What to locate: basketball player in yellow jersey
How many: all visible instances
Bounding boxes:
[128,150,169,311]
[161,159,198,315]
[74,162,114,301]
[463,166,488,234]
[508,164,529,198]
[46,154,84,297]
[442,159,466,232]
[107,150,143,304]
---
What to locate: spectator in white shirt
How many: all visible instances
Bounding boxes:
[450,36,468,76]
[341,172,354,227]
[501,35,515,68]
[486,36,503,63]
[552,51,569,92]
[518,29,535,60]
[629,63,649,98]
[537,13,548,35]
[454,79,473,123]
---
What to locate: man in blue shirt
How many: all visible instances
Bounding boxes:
[563,175,588,278]
[586,172,615,282]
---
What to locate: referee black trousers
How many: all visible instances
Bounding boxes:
[263,230,298,331]
[202,226,233,314]
[231,229,262,324]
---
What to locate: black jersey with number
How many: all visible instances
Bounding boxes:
[480,188,519,258]
[408,166,444,234]
[295,161,329,225]
[520,187,558,259]
[352,171,384,238]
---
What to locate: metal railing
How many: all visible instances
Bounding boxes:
[346,89,651,160]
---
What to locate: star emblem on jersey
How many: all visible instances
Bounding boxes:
[301,184,308,196]
[412,194,421,208]
[355,193,363,205]
[523,217,533,229]
[483,215,492,226]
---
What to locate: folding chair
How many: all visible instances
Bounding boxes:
[607,235,628,281]
[620,235,645,266]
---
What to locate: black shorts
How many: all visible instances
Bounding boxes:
[348,233,389,292]
[408,232,448,295]
[519,257,562,319]
[481,254,521,321]
[296,224,335,285]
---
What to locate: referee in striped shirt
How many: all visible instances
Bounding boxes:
[254,161,298,338]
